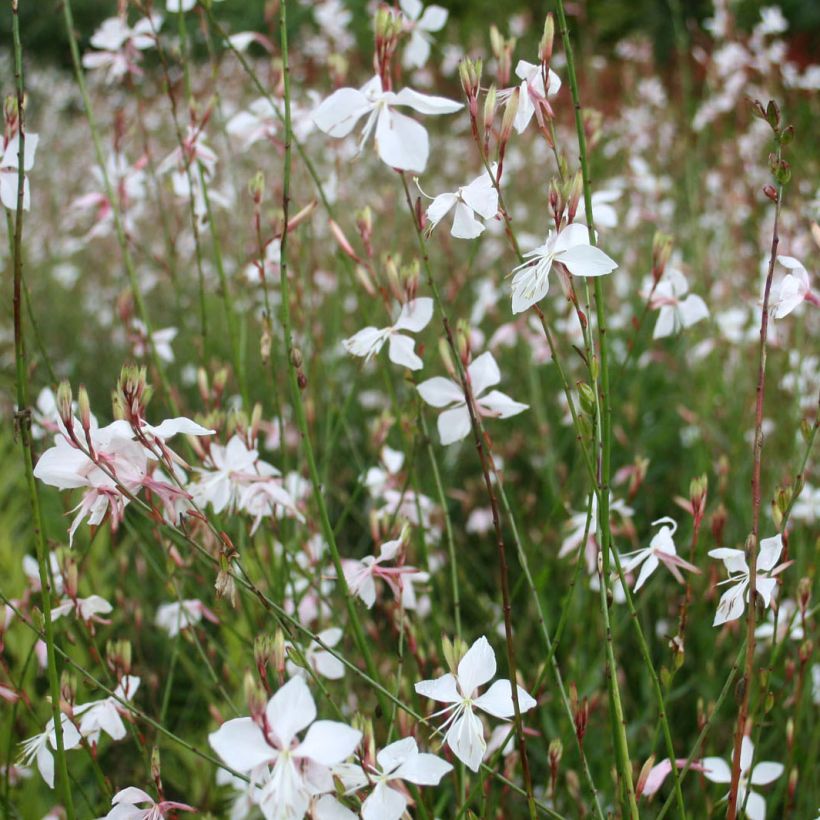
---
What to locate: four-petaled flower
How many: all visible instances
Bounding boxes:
[770,255,812,319]
[209,676,361,820]
[417,351,528,445]
[510,223,618,314]
[400,0,448,69]
[708,534,788,627]
[620,517,700,592]
[337,736,452,820]
[510,60,562,134]
[415,635,537,771]
[343,297,433,371]
[312,75,462,173]
[702,736,783,820]
[650,268,710,339]
[423,164,499,239]
[100,785,195,819]
[1,132,38,211]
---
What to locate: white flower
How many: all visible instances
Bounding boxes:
[510,223,618,314]
[286,628,345,681]
[312,75,462,173]
[209,676,361,820]
[226,98,279,150]
[415,635,536,771]
[51,594,112,624]
[343,297,433,371]
[74,676,140,747]
[337,736,452,820]
[708,534,787,627]
[417,351,528,445]
[620,517,700,591]
[1,133,38,211]
[511,60,562,134]
[399,0,448,69]
[702,736,783,820]
[19,715,82,788]
[100,785,195,818]
[770,256,811,319]
[423,165,499,239]
[650,268,710,338]
[576,188,621,230]
[155,599,217,637]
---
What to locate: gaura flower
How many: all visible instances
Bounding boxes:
[100,786,195,819]
[74,676,140,747]
[708,534,788,627]
[82,14,162,82]
[650,268,710,339]
[312,75,462,173]
[51,594,112,626]
[417,351,528,445]
[770,255,812,319]
[286,628,345,681]
[155,599,219,638]
[702,736,783,820]
[343,297,433,371]
[336,736,452,820]
[620,517,700,592]
[415,635,536,771]
[510,60,562,134]
[399,0,448,69]
[422,164,499,239]
[1,132,38,211]
[209,676,361,820]
[510,223,618,314]
[19,714,82,788]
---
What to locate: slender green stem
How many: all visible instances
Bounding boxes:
[8,5,74,815]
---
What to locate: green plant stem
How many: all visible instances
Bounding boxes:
[8,5,74,815]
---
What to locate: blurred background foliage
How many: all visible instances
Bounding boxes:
[2,0,819,67]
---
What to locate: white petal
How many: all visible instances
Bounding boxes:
[403,31,431,70]
[375,107,429,172]
[510,261,549,314]
[426,192,458,229]
[265,676,316,748]
[417,376,463,408]
[393,751,453,785]
[414,672,461,704]
[701,756,732,783]
[451,201,485,239]
[679,294,709,328]
[757,534,782,572]
[709,548,749,574]
[314,794,359,820]
[362,782,407,820]
[393,297,434,332]
[148,417,214,439]
[388,333,423,370]
[418,5,448,31]
[445,708,486,772]
[438,405,471,445]
[558,243,618,278]
[478,390,529,419]
[295,720,361,766]
[552,222,590,254]
[343,326,387,360]
[474,679,537,719]
[713,581,748,626]
[393,87,462,115]
[461,169,499,220]
[458,635,496,695]
[633,554,659,592]
[377,737,417,772]
[467,351,501,397]
[208,717,275,772]
[744,790,767,820]
[750,761,783,786]
[653,306,679,339]
[513,82,535,133]
[112,786,154,805]
[312,88,372,137]
[399,0,423,21]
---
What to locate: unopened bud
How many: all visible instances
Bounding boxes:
[539,13,555,65]
[248,171,265,203]
[500,88,520,143]
[482,84,497,132]
[762,184,778,202]
[215,569,237,607]
[57,380,74,428]
[636,755,656,798]
[78,385,92,433]
[548,738,563,768]
[797,577,811,613]
[289,348,303,369]
[150,746,162,785]
[577,382,597,416]
[765,99,781,131]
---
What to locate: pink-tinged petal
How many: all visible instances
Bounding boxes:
[744,790,766,820]
[295,720,361,766]
[393,87,462,115]
[750,760,783,786]
[633,554,660,591]
[208,717,275,772]
[375,107,429,172]
[414,672,461,704]
[312,88,372,138]
[438,405,471,445]
[445,708,485,772]
[394,297,434,333]
[417,376,463,408]
[474,679,536,718]
[451,201,485,238]
[558,243,618,278]
[701,756,732,783]
[467,351,501,397]
[478,390,529,419]
[362,781,407,820]
[266,676,317,748]
[388,334,423,370]
[461,169,498,220]
[757,534,782,572]
[418,5,448,31]
[457,635,497,695]
[394,750,453,785]
[425,192,458,229]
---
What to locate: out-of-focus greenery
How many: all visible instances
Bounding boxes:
[2,0,819,67]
